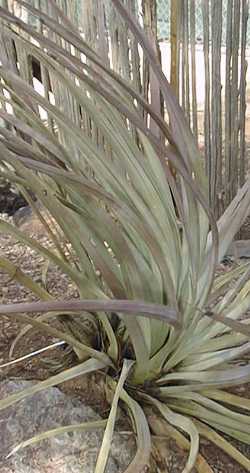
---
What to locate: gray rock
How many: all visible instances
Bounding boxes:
[226,240,250,259]
[12,206,33,227]
[0,379,135,473]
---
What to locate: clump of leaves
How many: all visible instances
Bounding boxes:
[0,1,250,472]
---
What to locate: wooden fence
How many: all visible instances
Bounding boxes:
[0,0,250,234]
[81,0,250,233]
[171,0,249,222]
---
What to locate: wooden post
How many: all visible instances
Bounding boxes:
[190,0,198,140]
[170,0,181,99]
[211,0,222,217]
[142,0,163,138]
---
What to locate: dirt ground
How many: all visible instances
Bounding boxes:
[0,215,250,472]
[0,222,102,399]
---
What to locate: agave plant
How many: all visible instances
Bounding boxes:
[0,1,250,472]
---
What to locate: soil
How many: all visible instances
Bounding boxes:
[0,214,250,473]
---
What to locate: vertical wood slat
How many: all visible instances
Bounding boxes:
[46,1,82,161]
[109,3,131,78]
[224,0,233,207]
[0,23,35,140]
[239,0,249,188]
[239,0,249,238]
[141,0,150,123]
[211,0,222,216]
[117,0,135,139]
[170,0,180,99]
[202,0,211,179]
[82,0,105,148]
[126,0,143,141]
[180,0,190,124]
[37,0,54,131]
[109,6,120,75]
[231,0,241,201]
[90,0,110,147]
[180,1,185,115]
[96,1,109,67]
[0,9,14,130]
[190,0,197,141]
[81,0,98,140]
[184,0,190,124]
[129,0,143,115]
[116,3,130,80]
[142,0,162,138]
[169,0,181,178]
[108,0,140,142]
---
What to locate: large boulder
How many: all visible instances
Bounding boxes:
[0,379,135,473]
